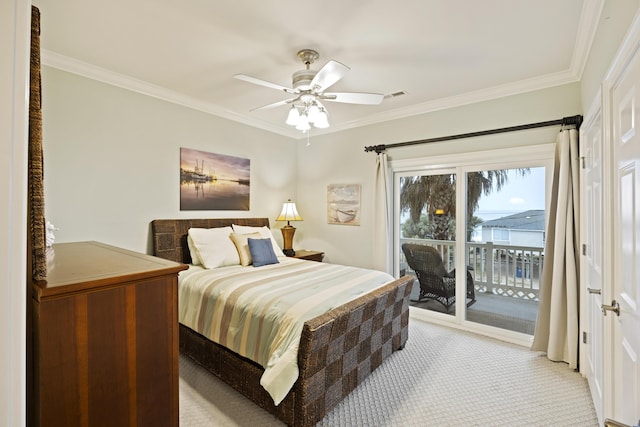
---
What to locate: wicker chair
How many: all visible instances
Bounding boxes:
[402,243,476,312]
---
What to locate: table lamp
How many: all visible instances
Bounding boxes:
[276,199,303,256]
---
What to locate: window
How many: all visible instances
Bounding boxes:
[492,228,510,242]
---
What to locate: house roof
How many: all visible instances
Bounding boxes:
[32,0,602,139]
[481,210,545,231]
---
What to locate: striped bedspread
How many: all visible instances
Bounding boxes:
[178,257,394,405]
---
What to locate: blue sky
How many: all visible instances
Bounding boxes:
[475,167,545,221]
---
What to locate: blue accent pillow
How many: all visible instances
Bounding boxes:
[248,238,279,267]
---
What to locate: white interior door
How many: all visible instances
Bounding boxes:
[581,107,604,423]
[610,36,640,423]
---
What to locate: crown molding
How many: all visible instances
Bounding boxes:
[43,0,598,146]
[41,49,299,138]
[604,4,640,82]
[322,68,581,137]
[571,0,606,79]
[291,0,604,139]
[41,48,581,141]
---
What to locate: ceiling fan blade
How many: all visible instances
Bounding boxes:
[322,92,384,105]
[234,74,296,94]
[310,60,350,92]
[250,97,298,111]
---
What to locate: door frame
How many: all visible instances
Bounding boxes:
[1,1,30,425]
[579,92,606,424]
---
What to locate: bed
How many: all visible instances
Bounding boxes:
[151,218,413,427]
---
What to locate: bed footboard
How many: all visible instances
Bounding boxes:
[180,274,413,427]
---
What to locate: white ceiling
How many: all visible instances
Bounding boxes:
[34,0,602,139]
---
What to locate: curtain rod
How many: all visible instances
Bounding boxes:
[364,114,583,154]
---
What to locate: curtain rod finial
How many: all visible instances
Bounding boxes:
[364,144,386,154]
[562,115,583,129]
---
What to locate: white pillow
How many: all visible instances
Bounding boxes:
[231,224,286,258]
[187,227,240,269]
[187,235,201,265]
[229,232,262,266]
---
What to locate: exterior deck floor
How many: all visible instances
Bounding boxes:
[409,280,538,335]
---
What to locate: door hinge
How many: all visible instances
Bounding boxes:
[583,331,587,344]
[582,244,587,255]
[580,156,586,169]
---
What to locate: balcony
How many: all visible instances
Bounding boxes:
[400,238,541,335]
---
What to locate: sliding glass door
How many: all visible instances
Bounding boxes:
[394,146,551,337]
[465,167,545,335]
[398,169,461,317]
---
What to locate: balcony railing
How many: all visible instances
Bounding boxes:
[400,238,544,301]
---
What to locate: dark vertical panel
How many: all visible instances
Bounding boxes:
[135,277,177,426]
[86,287,130,426]
[36,297,81,426]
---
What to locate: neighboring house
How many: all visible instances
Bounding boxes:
[480,209,545,247]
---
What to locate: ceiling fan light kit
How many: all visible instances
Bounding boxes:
[234,49,383,133]
[295,114,311,131]
[312,107,329,128]
[285,106,299,125]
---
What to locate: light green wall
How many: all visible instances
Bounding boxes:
[42,67,297,254]
[295,83,581,269]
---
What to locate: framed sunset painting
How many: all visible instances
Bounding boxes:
[180,147,250,210]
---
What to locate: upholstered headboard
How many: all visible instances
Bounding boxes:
[151,218,270,264]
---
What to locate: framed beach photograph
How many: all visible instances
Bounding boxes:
[180,147,250,210]
[327,183,361,225]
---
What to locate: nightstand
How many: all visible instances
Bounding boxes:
[290,250,324,262]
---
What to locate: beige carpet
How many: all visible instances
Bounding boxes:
[179,319,598,426]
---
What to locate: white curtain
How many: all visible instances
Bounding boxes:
[531,128,580,369]
[373,152,393,274]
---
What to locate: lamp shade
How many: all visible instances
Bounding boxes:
[285,103,330,131]
[285,106,299,125]
[276,199,303,224]
[295,114,310,131]
[307,104,320,123]
[314,109,329,128]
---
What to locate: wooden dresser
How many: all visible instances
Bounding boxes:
[30,241,187,427]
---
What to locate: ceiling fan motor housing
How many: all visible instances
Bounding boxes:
[292,49,320,91]
[292,69,316,91]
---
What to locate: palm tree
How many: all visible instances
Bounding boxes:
[400,169,529,241]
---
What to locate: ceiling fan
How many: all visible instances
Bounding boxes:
[234,49,384,131]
